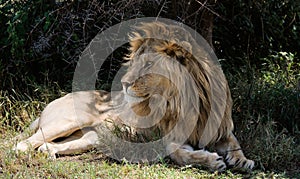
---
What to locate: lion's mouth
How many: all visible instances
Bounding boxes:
[124,89,149,104]
[124,94,144,104]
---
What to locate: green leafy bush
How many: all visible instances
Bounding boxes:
[215,0,300,68]
[227,51,299,170]
[257,51,299,133]
[261,52,299,87]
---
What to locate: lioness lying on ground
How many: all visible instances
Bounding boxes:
[14,21,254,172]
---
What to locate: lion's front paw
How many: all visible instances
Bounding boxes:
[225,154,254,170]
[192,151,226,172]
[209,153,227,172]
[38,143,57,159]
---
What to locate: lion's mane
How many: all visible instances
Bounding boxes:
[121,22,234,148]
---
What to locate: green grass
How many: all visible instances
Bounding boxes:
[0,137,294,178]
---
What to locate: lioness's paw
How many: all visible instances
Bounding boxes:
[38,143,57,159]
[225,155,254,170]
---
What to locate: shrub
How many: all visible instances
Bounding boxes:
[227,51,299,170]
[215,0,300,68]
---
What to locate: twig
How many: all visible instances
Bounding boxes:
[195,0,226,21]
[156,0,167,20]
[26,3,72,45]
[40,127,52,159]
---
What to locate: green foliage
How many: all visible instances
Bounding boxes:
[257,51,299,133]
[0,0,56,93]
[215,0,300,67]
[1,0,299,92]
[226,51,299,171]
[229,51,299,134]
[0,0,145,93]
[5,1,28,59]
[261,52,299,87]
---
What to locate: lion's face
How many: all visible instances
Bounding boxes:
[121,53,175,106]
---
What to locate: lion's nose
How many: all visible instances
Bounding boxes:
[122,81,132,91]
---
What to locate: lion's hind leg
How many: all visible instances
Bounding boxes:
[38,128,98,158]
[167,143,227,172]
[15,120,81,152]
[215,132,254,170]
[13,118,42,152]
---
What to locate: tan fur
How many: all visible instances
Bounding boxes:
[14,22,254,172]
[126,22,233,147]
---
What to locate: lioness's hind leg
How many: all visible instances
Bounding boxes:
[167,143,226,172]
[38,128,98,158]
[215,132,254,170]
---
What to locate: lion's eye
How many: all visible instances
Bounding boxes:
[144,61,153,68]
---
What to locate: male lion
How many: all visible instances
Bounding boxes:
[15,22,254,172]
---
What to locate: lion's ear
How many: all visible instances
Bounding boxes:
[155,41,192,65]
[177,41,192,65]
[181,41,192,53]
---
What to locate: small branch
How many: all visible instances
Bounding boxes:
[156,0,168,20]
[195,0,226,21]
